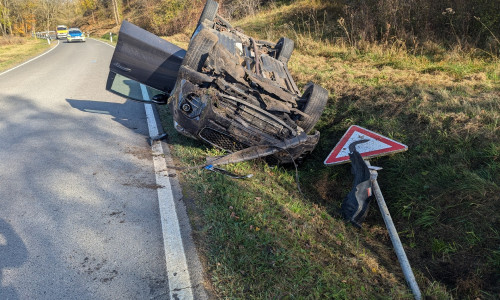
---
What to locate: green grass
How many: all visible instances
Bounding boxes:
[0,37,52,72]
[159,106,420,299]
[92,33,118,46]
[159,0,499,298]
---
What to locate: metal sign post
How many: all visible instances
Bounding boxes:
[366,161,421,300]
[325,126,421,300]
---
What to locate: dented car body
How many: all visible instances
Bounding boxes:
[107,0,328,164]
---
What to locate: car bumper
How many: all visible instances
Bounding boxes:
[67,36,85,42]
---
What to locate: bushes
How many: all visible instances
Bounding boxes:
[0,36,26,46]
[147,0,203,35]
[224,0,498,56]
[335,0,499,54]
[219,0,293,19]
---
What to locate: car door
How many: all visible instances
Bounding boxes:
[106,21,186,99]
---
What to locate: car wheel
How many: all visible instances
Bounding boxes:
[197,0,218,27]
[182,29,218,72]
[297,83,328,133]
[276,37,294,64]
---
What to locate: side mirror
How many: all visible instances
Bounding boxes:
[106,71,168,105]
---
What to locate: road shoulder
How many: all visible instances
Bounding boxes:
[0,38,58,74]
[144,89,209,300]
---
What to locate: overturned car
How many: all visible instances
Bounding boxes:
[106,0,328,164]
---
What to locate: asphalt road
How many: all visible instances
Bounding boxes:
[0,39,177,299]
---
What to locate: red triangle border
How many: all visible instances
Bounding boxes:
[324,125,407,165]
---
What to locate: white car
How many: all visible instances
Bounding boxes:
[67,28,86,43]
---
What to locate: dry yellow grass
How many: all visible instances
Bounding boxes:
[0,37,52,72]
[162,32,190,50]
[0,36,27,46]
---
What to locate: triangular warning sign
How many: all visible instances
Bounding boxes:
[324,125,408,165]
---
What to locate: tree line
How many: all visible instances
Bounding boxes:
[0,0,122,35]
[2,0,499,55]
[0,0,72,35]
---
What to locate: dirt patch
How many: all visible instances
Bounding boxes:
[125,146,152,160]
[77,256,119,283]
[79,19,120,37]
[122,182,164,189]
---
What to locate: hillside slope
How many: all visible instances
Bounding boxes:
[235,2,499,297]
[155,1,499,298]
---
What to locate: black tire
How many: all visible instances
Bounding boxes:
[182,28,218,72]
[297,83,328,133]
[198,0,218,26]
[276,37,294,64]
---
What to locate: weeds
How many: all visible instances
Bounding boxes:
[0,36,27,46]
[160,0,499,298]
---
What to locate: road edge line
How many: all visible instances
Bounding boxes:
[141,84,195,299]
[98,37,201,297]
[90,38,116,48]
[0,40,60,77]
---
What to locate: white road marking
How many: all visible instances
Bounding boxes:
[90,38,116,49]
[0,40,60,77]
[88,37,194,297]
[1,37,196,298]
[141,84,194,299]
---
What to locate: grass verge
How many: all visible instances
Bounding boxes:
[0,37,53,72]
[158,106,428,299]
[94,33,118,46]
[158,1,499,298]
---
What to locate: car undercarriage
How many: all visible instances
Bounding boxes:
[106,0,329,165]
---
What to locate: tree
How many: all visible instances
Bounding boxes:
[110,0,120,25]
[78,0,97,23]
[0,0,13,35]
[38,0,60,32]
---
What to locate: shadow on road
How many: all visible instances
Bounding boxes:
[0,218,27,300]
[0,94,168,298]
[66,98,149,137]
